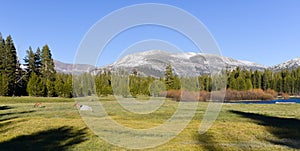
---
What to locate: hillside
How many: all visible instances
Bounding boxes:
[95,50,266,77]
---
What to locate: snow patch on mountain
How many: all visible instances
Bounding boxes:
[271,57,300,71]
[97,50,266,77]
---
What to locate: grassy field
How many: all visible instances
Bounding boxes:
[0,96,299,150]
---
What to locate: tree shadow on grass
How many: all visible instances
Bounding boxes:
[230,110,300,149]
[194,132,225,151]
[0,110,35,117]
[0,126,88,151]
[0,106,14,110]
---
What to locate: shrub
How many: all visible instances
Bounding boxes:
[159,88,278,102]
[281,93,290,99]
[225,89,276,101]
[264,89,278,98]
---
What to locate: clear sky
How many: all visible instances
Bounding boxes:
[1,0,300,67]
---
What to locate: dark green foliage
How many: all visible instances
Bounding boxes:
[27,72,45,97]
[245,78,253,90]
[0,73,9,96]
[2,32,300,98]
[0,33,5,71]
[129,74,139,97]
[72,72,95,97]
[223,67,300,95]
[164,64,175,90]
[35,48,42,75]
[41,45,56,80]
[149,80,165,96]
[40,45,56,96]
[95,72,113,97]
[24,47,36,75]
[4,35,19,96]
[111,73,130,97]
[55,74,73,98]
[0,33,75,98]
[252,70,262,89]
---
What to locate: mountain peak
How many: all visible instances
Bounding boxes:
[51,51,300,75]
[271,57,300,71]
[54,60,95,74]
[99,50,266,77]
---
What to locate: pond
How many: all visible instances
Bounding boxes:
[232,98,300,104]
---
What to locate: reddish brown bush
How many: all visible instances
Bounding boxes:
[166,89,181,101]
[159,89,205,102]
[159,88,277,102]
[264,89,278,98]
[282,93,290,99]
[199,90,209,101]
[225,89,275,101]
[181,90,199,102]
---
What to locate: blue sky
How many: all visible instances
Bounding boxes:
[1,0,300,66]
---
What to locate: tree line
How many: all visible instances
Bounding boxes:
[226,67,300,95]
[0,33,72,97]
[1,33,299,99]
[92,65,300,99]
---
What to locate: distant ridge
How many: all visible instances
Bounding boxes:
[94,50,266,77]
[52,51,300,76]
[270,57,300,71]
[54,60,95,74]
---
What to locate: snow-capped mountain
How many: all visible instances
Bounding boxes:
[96,50,266,77]
[54,60,95,74]
[47,51,300,76]
[270,57,300,71]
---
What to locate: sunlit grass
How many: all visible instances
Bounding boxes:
[0,96,299,150]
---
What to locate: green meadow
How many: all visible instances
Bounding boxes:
[0,97,299,150]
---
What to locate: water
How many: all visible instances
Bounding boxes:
[234,98,300,104]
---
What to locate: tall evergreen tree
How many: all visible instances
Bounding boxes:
[23,47,36,79]
[0,33,5,71]
[0,73,9,96]
[262,69,272,90]
[245,78,253,90]
[63,75,73,98]
[27,72,45,96]
[35,47,42,75]
[236,76,246,91]
[41,45,56,96]
[4,35,19,96]
[252,70,262,89]
[41,45,56,80]
[164,64,174,90]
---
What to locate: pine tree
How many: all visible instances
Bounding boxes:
[63,75,73,98]
[15,59,26,96]
[41,45,56,79]
[24,47,36,74]
[4,35,19,96]
[27,72,45,96]
[0,73,9,96]
[41,45,56,96]
[173,75,181,90]
[95,72,113,96]
[35,47,42,75]
[262,69,272,90]
[164,64,174,90]
[129,74,139,97]
[46,79,56,97]
[0,33,5,71]
[149,80,165,96]
[54,75,64,97]
[236,76,246,91]
[228,72,238,90]
[252,70,262,89]
[245,78,253,90]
